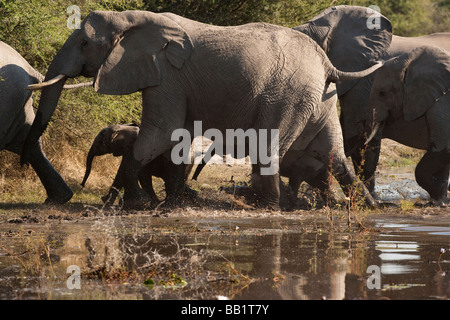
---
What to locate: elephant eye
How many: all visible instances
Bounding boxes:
[379,91,386,97]
[80,39,88,49]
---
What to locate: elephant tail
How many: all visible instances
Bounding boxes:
[328,61,384,82]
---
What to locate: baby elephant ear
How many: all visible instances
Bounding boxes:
[403,47,450,121]
[95,12,193,95]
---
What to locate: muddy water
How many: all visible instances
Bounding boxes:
[0,211,449,300]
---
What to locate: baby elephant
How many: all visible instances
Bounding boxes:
[81,124,194,207]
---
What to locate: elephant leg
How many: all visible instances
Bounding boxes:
[181,162,198,199]
[121,154,151,209]
[251,164,281,210]
[312,128,376,207]
[329,153,376,208]
[415,151,449,201]
[285,157,331,205]
[349,135,382,195]
[304,163,339,207]
[163,162,188,205]
[137,164,160,204]
[7,97,73,204]
[8,136,73,204]
[101,159,125,206]
[287,173,302,200]
[300,108,376,208]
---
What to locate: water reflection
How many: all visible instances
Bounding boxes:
[0,215,449,299]
[376,240,420,274]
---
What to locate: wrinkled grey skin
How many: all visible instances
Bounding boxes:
[367,46,450,201]
[279,84,349,207]
[295,6,450,199]
[81,124,194,207]
[21,10,383,210]
[0,41,73,203]
[194,84,375,208]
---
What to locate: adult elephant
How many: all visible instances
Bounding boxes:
[0,41,79,204]
[366,46,450,202]
[21,10,383,210]
[294,5,450,199]
[340,34,450,200]
[81,123,195,207]
[192,83,374,208]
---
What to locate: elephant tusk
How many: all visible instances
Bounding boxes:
[62,81,93,89]
[27,74,66,90]
[365,122,381,145]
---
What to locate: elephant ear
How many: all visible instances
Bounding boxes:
[94,12,193,95]
[110,126,139,156]
[403,47,450,121]
[295,6,392,96]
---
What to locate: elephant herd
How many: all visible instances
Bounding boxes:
[1,5,449,211]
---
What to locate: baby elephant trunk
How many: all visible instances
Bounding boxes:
[81,147,97,187]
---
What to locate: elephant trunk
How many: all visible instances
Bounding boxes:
[20,29,85,166]
[20,77,67,166]
[81,147,97,187]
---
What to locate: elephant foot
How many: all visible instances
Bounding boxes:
[250,171,281,212]
[358,194,378,210]
[182,185,198,199]
[345,182,378,210]
[162,193,185,208]
[122,197,152,210]
[429,197,450,207]
[261,201,281,212]
[45,187,74,205]
[122,190,153,210]
[253,189,281,211]
[370,189,381,201]
[364,194,378,209]
[255,194,281,211]
[101,193,118,207]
